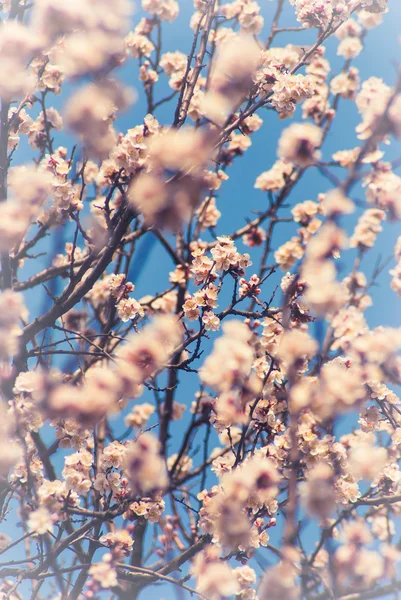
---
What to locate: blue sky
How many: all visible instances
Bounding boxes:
[119,0,401,329]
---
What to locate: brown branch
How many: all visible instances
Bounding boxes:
[174,0,217,128]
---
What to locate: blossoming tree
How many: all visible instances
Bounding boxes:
[1,0,401,599]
